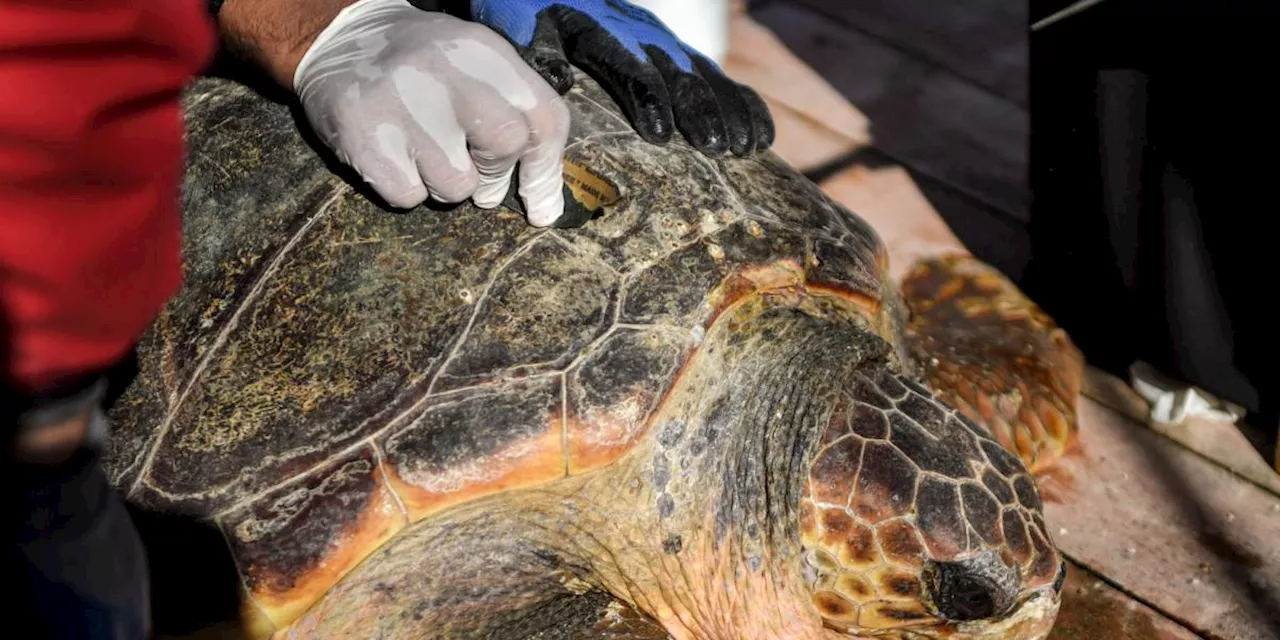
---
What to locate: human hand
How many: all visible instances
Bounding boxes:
[6,379,106,466]
[464,0,775,157]
[11,408,93,465]
[293,0,572,226]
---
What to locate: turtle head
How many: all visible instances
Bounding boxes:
[799,367,1065,639]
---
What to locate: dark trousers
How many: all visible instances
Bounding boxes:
[3,397,151,639]
[1024,0,1278,444]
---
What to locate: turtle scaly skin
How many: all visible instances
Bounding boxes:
[105,71,1069,639]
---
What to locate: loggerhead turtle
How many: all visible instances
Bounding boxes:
[104,70,1079,639]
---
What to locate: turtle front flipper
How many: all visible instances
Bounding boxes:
[900,254,1084,475]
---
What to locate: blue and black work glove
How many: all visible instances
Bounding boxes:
[436,0,775,157]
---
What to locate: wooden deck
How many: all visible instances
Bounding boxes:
[721,6,1280,639]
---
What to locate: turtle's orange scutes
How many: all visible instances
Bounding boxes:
[105,69,1074,640]
[801,370,1064,639]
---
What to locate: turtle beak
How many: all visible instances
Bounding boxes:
[904,559,1064,640]
[947,583,1063,640]
[1052,559,1068,595]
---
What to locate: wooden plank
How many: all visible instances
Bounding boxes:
[753,2,1031,222]
[724,9,1032,277]
[1083,367,1280,498]
[1050,562,1202,640]
[1042,397,1280,639]
[816,159,1030,285]
[910,171,1031,281]
[817,162,966,282]
[753,97,870,174]
[785,0,1030,106]
[722,12,870,172]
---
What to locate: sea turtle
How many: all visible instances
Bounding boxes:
[104,69,1079,639]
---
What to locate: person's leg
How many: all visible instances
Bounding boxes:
[3,404,151,639]
[1146,5,1277,457]
[1027,0,1273,436]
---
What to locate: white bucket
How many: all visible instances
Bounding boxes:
[630,0,731,65]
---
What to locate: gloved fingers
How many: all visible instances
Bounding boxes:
[362,131,479,209]
[344,128,431,210]
[387,65,484,205]
[741,83,776,153]
[516,97,572,227]
[569,24,675,144]
[522,10,576,95]
[540,3,773,157]
[446,76,531,208]
[646,46,730,157]
[417,153,481,206]
[339,117,477,211]
[466,117,526,209]
[517,142,567,227]
[689,52,758,157]
[442,25,572,217]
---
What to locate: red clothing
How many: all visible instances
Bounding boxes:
[0,0,216,394]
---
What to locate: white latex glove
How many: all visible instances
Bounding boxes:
[293,0,571,226]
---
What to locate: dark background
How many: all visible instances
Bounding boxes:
[749,0,1034,280]
[749,0,1277,453]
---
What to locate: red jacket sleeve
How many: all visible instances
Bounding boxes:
[0,0,216,394]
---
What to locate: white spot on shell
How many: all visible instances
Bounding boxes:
[690,325,706,343]
[699,210,719,234]
[707,243,725,261]
[608,397,644,428]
